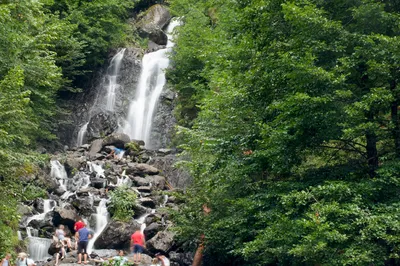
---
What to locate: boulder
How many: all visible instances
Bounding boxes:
[71,197,95,217]
[91,178,108,189]
[137,186,151,193]
[137,5,171,45]
[169,251,194,266]
[52,204,78,231]
[131,176,150,186]
[94,219,141,249]
[103,133,131,148]
[86,112,118,141]
[133,204,148,219]
[146,231,175,253]
[147,175,166,189]
[125,163,159,176]
[143,222,161,240]
[89,139,103,155]
[139,197,156,209]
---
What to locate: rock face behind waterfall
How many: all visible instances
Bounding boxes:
[137,4,171,45]
[19,136,193,265]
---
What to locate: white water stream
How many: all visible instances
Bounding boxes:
[87,198,109,253]
[123,19,181,147]
[75,48,126,146]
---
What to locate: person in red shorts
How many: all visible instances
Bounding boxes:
[130,229,145,264]
[74,219,85,250]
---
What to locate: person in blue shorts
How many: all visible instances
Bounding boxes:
[77,224,92,264]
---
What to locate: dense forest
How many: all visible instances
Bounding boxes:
[2,0,400,265]
[168,0,400,265]
[0,0,135,254]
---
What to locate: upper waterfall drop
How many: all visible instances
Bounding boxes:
[123,19,181,147]
[105,48,126,112]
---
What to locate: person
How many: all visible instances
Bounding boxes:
[77,224,92,264]
[130,230,145,264]
[55,224,72,249]
[1,253,11,266]
[108,147,124,159]
[74,219,85,249]
[150,258,159,266]
[108,250,128,265]
[16,253,35,266]
[55,246,64,266]
[155,253,170,266]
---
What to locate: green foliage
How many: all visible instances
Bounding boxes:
[169,0,400,265]
[109,186,137,222]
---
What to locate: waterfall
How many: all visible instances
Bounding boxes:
[123,19,181,147]
[105,48,126,112]
[87,198,109,253]
[28,237,52,261]
[50,160,68,191]
[26,199,56,226]
[76,122,89,147]
[87,161,105,178]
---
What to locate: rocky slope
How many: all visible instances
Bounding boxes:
[19,133,192,266]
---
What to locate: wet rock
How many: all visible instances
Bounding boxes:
[131,176,149,186]
[18,204,34,216]
[169,251,194,266]
[146,231,175,253]
[52,204,78,231]
[103,133,131,148]
[144,222,161,240]
[139,197,156,209]
[86,112,118,141]
[71,197,95,217]
[91,178,108,189]
[137,186,151,193]
[94,219,141,249]
[33,198,45,213]
[133,204,148,218]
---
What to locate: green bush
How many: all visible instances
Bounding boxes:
[108,186,137,222]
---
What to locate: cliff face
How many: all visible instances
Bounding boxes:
[58,4,176,150]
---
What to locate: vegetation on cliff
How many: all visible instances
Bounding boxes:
[169,0,400,265]
[0,0,137,254]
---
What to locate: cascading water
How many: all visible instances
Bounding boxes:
[50,160,68,191]
[76,122,89,147]
[26,199,56,261]
[123,19,181,147]
[75,48,126,146]
[106,48,126,112]
[87,198,109,253]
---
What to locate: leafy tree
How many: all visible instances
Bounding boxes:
[169,0,400,265]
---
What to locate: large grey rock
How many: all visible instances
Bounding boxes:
[146,231,175,253]
[86,112,118,141]
[103,133,131,148]
[147,175,166,189]
[89,139,104,155]
[94,219,140,249]
[131,176,150,186]
[125,163,159,176]
[150,154,192,189]
[52,204,78,231]
[137,5,171,45]
[139,197,156,209]
[71,197,95,217]
[143,222,161,240]
[169,251,194,266]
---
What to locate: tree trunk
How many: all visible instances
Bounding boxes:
[390,80,400,158]
[192,241,204,266]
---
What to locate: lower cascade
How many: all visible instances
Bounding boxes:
[19,134,191,265]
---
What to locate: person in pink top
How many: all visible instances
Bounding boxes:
[130,230,145,264]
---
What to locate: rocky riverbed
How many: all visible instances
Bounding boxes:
[19,133,192,266]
